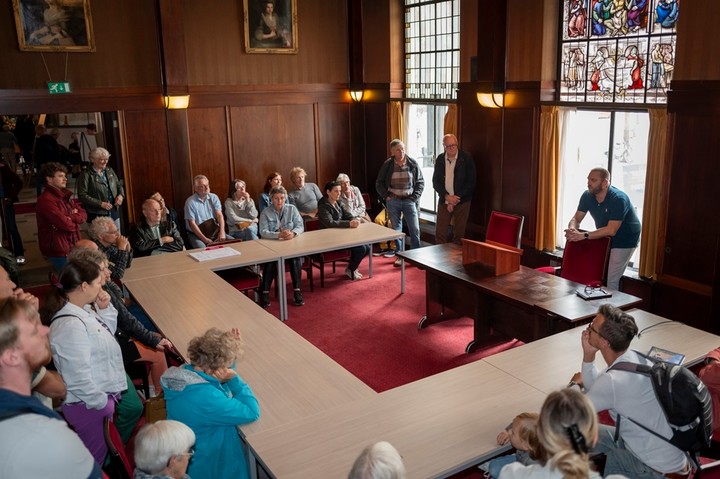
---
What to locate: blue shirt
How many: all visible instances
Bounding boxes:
[184,193,221,232]
[578,185,641,248]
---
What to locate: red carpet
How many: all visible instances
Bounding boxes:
[14,202,36,215]
[259,255,522,392]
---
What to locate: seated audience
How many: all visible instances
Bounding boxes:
[41,260,134,464]
[149,191,179,227]
[134,420,196,479]
[161,327,260,479]
[36,162,87,272]
[258,186,305,307]
[337,173,372,223]
[88,216,133,281]
[287,166,322,218]
[348,441,406,479]
[258,171,292,214]
[225,179,259,241]
[317,180,370,281]
[499,388,622,479]
[698,347,720,440]
[132,198,185,256]
[479,412,540,478]
[0,297,102,479]
[69,247,172,397]
[184,174,227,248]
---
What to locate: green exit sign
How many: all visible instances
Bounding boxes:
[47,82,71,94]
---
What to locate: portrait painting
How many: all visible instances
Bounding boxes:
[244,0,298,54]
[13,0,95,52]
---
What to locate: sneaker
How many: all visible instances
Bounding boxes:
[260,292,270,308]
[394,257,403,267]
[372,248,388,257]
[15,256,25,264]
[346,267,363,281]
[293,290,304,306]
[383,250,397,258]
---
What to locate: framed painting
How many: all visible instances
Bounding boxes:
[244,0,298,54]
[13,0,95,52]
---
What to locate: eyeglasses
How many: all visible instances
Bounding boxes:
[184,447,195,458]
[584,285,608,296]
[444,143,458,149]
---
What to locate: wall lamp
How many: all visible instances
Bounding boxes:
[163,95,190,110]
[476,92,504,109]
[349,89,365,103]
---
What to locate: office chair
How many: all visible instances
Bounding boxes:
[536,236,611,286]
[485,210,524,248]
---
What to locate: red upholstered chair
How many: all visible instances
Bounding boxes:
[485,211,524,248]
[103,418,133,479]
[362,192,372,219]
[536,236,611,286]
[305,217,351,287]
[214,267,262,297]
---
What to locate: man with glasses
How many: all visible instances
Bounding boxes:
[432,134,476,244]
[184,175,227,248]
[88,216,133,281]
[569,304,689,478]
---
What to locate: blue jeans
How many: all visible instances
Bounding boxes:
[229,223,259,241]
[386,197,420,250]
[480,453,518,478]
[593,424,666,478]
[47,256,68,273]
[3,200,24,256]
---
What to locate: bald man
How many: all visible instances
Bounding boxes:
[131,198,185,256]
[73,239,99,251]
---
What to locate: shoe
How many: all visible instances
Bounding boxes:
[260,292,270,308]
[15,256,25,264]
[293,290,304,306]
[383,250,396,258]
[394,257,403,267]
[372,248,388,257]
[346,267,363,281]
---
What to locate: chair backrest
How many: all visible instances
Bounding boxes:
[560,236,611,286]
[103,418,133,479]
[361,193,371,212]
[304,218,321,231]
[485,211,524,248]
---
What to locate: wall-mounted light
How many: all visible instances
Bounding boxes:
[163,95,190,110]
[476,92,504,109]
[349,90,365,103]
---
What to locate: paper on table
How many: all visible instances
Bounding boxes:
[188,246,241,262]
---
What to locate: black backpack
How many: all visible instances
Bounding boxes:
[610,353,713,465]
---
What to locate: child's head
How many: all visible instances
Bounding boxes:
[509,412,541,458]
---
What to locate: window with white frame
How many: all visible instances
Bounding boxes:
[403,0,459,213]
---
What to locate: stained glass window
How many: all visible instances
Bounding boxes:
[404,0,460,100]
[559,0,678,104]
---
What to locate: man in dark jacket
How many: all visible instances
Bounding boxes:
[132,198,185,256]
[432,134,476,244]
[375,139,424,265]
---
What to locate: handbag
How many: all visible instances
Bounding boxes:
[144,391,166,423]
[164,344,185,367]
[197,218,219,241]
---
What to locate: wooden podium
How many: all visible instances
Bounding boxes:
[461,239,523,276]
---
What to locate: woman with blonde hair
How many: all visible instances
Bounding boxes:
[160,327,260,479]
[500,388,626,479]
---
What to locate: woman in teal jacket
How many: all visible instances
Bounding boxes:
[160,327,260,479]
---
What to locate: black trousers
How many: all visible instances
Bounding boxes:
[262,257,302,292]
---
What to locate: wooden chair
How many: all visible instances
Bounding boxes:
[103,418,133,479]
[485,210,524,249]
[536,237,611,286]
[306,216,351,287]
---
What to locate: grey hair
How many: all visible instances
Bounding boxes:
[87,216,115,240]
[134,420,195,474]
[68,248,108,266]
[348,441,406,479]
[336,173,351,183]
[89,147,110,160]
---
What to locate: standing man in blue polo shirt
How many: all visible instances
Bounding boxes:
[564,167,641,290]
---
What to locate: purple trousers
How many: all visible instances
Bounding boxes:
[62,395,117,465]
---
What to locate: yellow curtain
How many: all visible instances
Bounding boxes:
[389,101,404,142]
[638,108,668,279]
[443,104,458,137]
[535,106,560,251]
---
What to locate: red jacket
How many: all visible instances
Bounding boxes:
[36,186,87,257]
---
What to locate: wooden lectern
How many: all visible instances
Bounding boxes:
[461,239,523,276]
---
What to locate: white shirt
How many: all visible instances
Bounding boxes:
[444,154,457,198]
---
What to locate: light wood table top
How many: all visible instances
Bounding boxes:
[484,308,720,395]
[124,269,375,434]
[248,359,547,479]
[123,239,280,281]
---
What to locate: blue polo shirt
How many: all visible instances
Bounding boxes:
[578,186,641,249]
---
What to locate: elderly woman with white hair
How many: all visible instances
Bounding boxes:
[78,146,124,230]
[134,420,196,479]
[348,441,406,479]
[88,216,133,281]
[337,173,371,223]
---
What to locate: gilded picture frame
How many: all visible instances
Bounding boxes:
[244,0,298,54]
[13,0,96,52]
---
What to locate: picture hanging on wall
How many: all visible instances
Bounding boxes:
[244,0,298,54]
[13,0,95,52]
